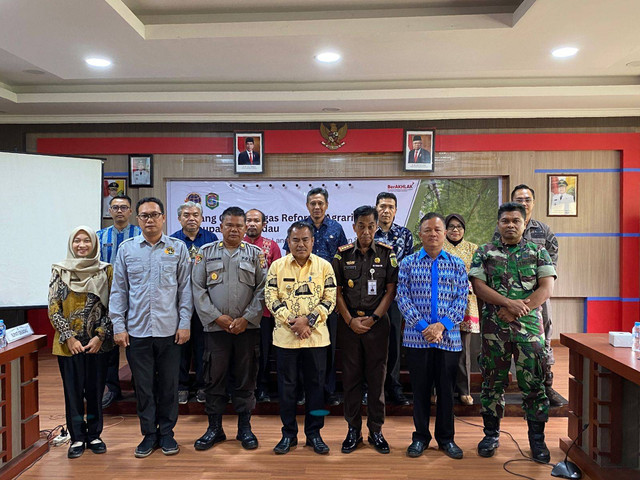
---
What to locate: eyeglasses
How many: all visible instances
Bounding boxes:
[447,225,464,231]
[137,212,163,221]
[110,205,130,212]
[513,197,533,204]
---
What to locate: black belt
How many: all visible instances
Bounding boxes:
[348,308,376,317]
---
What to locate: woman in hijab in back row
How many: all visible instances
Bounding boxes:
[443,214,479,406]
[48,226,114,458]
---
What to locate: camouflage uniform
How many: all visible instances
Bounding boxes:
[493,219,558,366]
[469,238,556,422]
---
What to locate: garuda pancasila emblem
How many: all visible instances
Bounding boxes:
[320,122,347,150]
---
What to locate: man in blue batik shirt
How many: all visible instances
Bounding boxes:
[397,212,468,460]
[170,201,218,405]
[96,194,141,409]
[284,187,347,406]
[374,191,414,406]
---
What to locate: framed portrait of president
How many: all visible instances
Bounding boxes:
[404,130,435,172]
[235,132,264,174]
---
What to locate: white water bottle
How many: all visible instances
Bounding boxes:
[0,320,7,348]
[633,322,640,359]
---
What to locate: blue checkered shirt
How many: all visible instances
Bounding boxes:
[96,224,141,264]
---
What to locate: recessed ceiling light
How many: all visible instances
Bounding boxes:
[315,52,341,63]
[322,107,341,112]
[552,47,578,58]
[626,61,640,67]
[85,57,112,67]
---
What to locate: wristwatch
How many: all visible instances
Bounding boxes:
[371,313,380,323]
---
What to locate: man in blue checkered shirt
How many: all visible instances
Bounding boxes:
[96,194,141,409]
[397,212,468,460]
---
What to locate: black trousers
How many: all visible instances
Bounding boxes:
[385,301,404,394]
[126,336,180,438]
[104,346,121,395]
[339,315,389,433]
[256,315,275,392]
[456,331,474,396]
[407,347,459,445]
[58,352,108,443]
[203,329,260,416]
[276,346,327,438]
[179,312,205,391]
[324,311,338,395]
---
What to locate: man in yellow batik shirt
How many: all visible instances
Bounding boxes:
[265,221,336,456]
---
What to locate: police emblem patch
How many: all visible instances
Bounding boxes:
[185,193,202,204]
[194,254,203,265]
[390,254,398,268]
[164,247,175,255]
[205,193,219,210]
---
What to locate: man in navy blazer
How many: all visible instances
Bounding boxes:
[238,137,261,165]
[407,136,431,164]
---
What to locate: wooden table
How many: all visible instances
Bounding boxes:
[560,333,640,480]
[0,334,48,479]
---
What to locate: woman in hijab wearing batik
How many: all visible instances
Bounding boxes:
[48,226,114,458]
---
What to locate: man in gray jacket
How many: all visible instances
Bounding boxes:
[191,206,267,451]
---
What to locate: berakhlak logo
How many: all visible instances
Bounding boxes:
[206,193,219,210]
[388,182,416,191]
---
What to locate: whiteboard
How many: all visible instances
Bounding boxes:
[0,152,103,307]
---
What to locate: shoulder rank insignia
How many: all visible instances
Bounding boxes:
[164,246,175,255]
[240,242,246,248]
[218,241,224,247]
[338,243,355,252]
[376,241,393,250]
[194,253,203,265]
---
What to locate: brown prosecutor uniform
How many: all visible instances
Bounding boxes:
[332,241,398,434]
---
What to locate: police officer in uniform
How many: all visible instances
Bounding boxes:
[333,206,398,454]
[191,207,267,451]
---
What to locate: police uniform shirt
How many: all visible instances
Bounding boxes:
[332,241,398,315]
[191,241,266,332]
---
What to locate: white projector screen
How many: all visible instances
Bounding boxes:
[0,152,103,307]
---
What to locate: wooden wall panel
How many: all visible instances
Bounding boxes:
[26,131,622,335]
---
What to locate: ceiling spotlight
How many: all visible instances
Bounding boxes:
[85,57,112,67]
[315,52,341,63]
[322,107,341,112]
[552,47,578,58]
[626,61,640,67]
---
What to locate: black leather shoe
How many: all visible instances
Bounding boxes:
[102,390,119,409]
[296,393,306,405]
[439,441,463,459]
[194,426,226,451]
[390,391,410,406]
[546,388,565,407]
[407,440,427,458]
[87,439,107,454]
[160,435,180,456]
[135,435,158,458]
[306,436,330,454]
[236,431,259,450]
[256,390,271,403]
[327,393,340,406]
[341,427,363,453]
[368,432,390,454]
[361,391,368,406]
[273,436,297,454]
[68,443,85,459]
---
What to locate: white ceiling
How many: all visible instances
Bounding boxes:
[0,0,639,123]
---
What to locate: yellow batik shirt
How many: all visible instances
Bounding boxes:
[265,253,336,349]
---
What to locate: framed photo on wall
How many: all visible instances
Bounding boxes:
[102,177,127,218]
[404,129,435,172]
[235,132,264,174]
[547,174,578,217]
[129,154,153,187]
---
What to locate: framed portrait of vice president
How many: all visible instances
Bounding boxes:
[404,130,435,172]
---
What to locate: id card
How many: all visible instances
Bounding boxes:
[367,280,377,295]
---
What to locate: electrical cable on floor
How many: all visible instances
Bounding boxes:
[103,416,125,429]
[455,416,553,480]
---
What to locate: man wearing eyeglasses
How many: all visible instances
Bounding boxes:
[97,194,141,409]
[494,184,562,407]
[110,197,193,458]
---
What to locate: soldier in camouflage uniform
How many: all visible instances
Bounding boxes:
[470,202,556,463]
